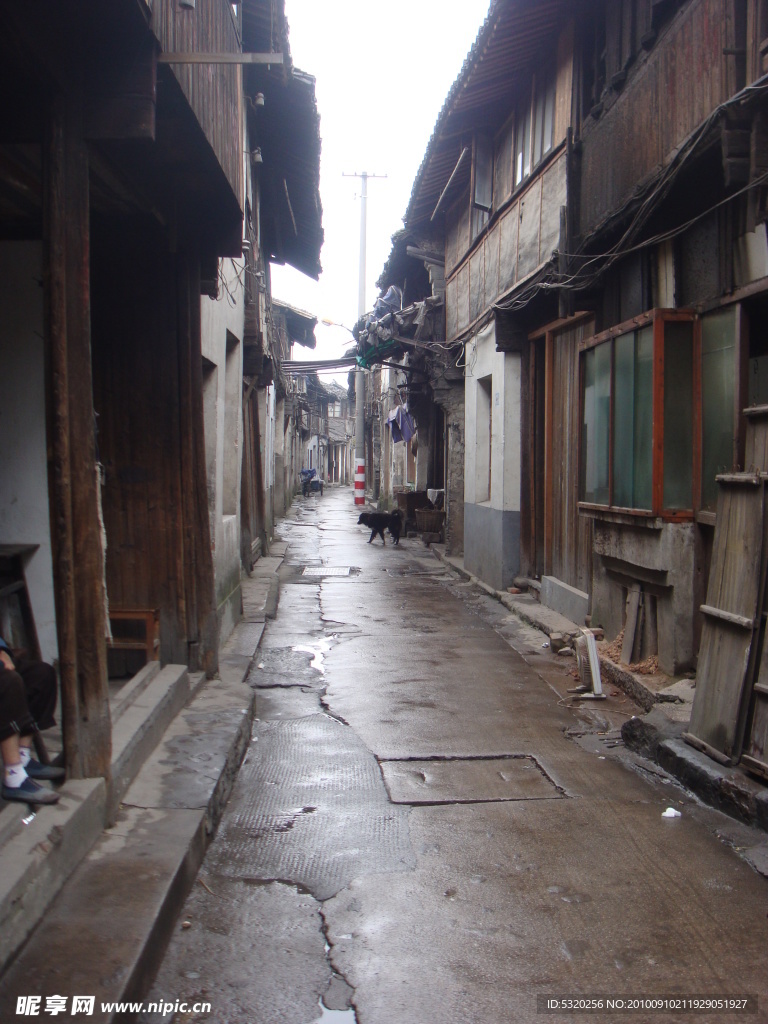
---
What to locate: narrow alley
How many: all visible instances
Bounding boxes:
[143,487,768,1024]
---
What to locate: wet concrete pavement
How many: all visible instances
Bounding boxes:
[144,487,768,1024]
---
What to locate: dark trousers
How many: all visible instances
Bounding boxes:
[0,659,57,742]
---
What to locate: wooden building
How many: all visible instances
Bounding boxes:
[0,0,321,780]
[376,0,768,680]
[240,7,323,560]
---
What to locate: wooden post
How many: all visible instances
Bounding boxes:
[44,93,80,776]
[64,89,111,779]
[44,89,111,778]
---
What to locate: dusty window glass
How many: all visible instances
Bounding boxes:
[663,321,694,509]
[494,119,514,208]
[533,71,556,165]
[471,134,493,241]
[542,75,556,156]
[515,99,532,186]
[613,327,653,509]
[471,205,489,240]
[701,308,736,509]
[474,134,493,211]
[581,342,611,504]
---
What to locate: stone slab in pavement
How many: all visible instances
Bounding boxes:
[139,487,768,1024]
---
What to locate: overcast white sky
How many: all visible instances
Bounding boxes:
[270,0,491,373]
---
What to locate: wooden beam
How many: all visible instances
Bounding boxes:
[283,179,298,237]
[158,52,284,64]
[431,146,470,222]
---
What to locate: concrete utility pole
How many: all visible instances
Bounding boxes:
[343,170,386,505]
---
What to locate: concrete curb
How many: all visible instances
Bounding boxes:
[622,712,768,832]
[599,657,658,712]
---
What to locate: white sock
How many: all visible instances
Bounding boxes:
[4,763,28,788]
[18,747,31,768]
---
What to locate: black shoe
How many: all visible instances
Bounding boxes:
[25,758,66,781]
[2,777,59,805]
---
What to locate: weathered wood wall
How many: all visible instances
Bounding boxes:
[151,0,243,210]
[445,150,567,341]
[90,218,214,669]
[579,0,736,238]
[550,319,594,592]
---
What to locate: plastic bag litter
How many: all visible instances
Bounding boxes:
[662,807,682,818]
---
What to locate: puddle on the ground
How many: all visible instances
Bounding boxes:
[313,1000,357,1022]
[292,636,333,675]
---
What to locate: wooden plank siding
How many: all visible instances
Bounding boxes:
[445,150,567,342]
[151,0,243,211]
[685,474,768,762]
[579,0,729,238]
[91,220,191,668]
[549,320,595,593]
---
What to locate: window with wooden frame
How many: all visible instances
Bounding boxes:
[514,67,556,189]
[471,133,493,240]
[579,310,696,517]
[493,115,515,212]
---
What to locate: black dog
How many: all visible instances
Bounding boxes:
[388,509,403,545]
[358,509,403,545]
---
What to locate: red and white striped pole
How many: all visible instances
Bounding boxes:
[354,455,365,506]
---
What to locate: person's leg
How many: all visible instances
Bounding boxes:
[17,658,57,732]
[0,671,58,803]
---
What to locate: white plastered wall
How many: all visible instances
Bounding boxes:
[463,321,521,513]
[200,258,245,646]
[0,242,58,663]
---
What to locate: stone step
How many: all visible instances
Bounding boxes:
[0,663,195,973]
[0,672,257,1022]
[109,664,191,822]
[0,778,106,971]
[110,661,162,722]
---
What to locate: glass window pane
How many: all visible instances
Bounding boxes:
[633,326,654,510]
[613,332,635,508]
[701,308,736,509]
[581,343,611,504]
[494,120,513,206]
[543,76,556,156]
[613,328,653,509]
[522,104,532,180]
[471,205,489,240]
[663,321,694,509]
[474,134,493,210]
[533,87,545,166]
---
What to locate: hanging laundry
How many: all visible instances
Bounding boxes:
[386,405,416,443]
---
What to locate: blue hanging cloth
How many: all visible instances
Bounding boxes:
[386,405,415,443]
